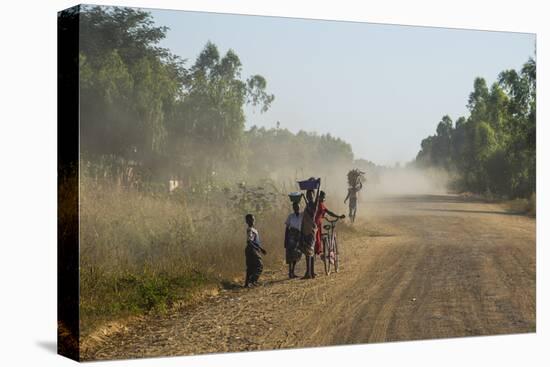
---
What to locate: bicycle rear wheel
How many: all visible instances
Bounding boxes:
[333,234,339,273]
[322,236,331,275]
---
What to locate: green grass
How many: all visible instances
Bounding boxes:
[80,270,212,334]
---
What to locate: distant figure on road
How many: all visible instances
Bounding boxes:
[244,214,267,288]
[284,202,303,278]
[344,181,363,223]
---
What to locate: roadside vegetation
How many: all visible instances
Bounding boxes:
[69,6,364,334]
[415,56,536,207]
[78,172,291,334]
[505,193,536,217]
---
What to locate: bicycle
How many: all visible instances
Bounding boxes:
[321,216,344,275]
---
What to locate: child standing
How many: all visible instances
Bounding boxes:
[284,202,303,278]
[244,214,267,288]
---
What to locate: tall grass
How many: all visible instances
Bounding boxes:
[79,171,289,335]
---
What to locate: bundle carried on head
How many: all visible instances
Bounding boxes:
[288,191,303,204]
[347,168,365,188]
[297,177,321,191]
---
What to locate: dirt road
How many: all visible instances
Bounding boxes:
[82,194,536,361]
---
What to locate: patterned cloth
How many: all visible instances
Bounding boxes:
[285,227,302,264]
[300,233,315,257]
[245,245,263,284]
[245,227,263,285]
[300,201,317,257]
[301,201,317,236]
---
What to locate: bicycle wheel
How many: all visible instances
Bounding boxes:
[333,234,339,273]
[322,236,330,275]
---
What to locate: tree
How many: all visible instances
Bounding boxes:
[167,42,275,182]
[416,57,536,199]
[433,115,453,169]
[79,5,183,173]
[415,115,453,170]
[78,7,276,186]
[467,77,489,122]
[498,57,536,196]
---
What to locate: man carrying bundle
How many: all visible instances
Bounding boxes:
[344,169,365,223]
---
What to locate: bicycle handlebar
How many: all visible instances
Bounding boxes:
[325,215,345,224]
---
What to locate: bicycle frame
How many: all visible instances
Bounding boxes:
[321,217,340,274]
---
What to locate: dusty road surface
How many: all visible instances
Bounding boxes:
[82,194,536,361]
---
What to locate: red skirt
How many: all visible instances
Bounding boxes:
[314,222,323,254]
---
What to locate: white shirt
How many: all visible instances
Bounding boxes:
[247,227,260,244]
[285,212,303,231]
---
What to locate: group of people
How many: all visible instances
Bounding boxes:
[243,189,345,288]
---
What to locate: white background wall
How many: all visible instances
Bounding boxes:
[0,0,547,366]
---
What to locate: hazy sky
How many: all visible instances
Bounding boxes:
[150,9,535,166]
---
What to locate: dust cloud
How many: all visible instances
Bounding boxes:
[283,164,450,217]
[367,167,449,198]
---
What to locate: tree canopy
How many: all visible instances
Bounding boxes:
[415,57,536,198]
[77,6,355,189]
[78,6,277,183]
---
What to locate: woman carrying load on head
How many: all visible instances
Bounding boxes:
[300,190,317,279]
[284,201,303,278]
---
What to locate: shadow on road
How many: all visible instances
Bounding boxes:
[369,194,488,204]
[412,207,523,216]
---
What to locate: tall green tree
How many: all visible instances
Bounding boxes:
[79,6,184,169]
[78,6,275,185]
[166,42,274,181]
[415,57,536,199]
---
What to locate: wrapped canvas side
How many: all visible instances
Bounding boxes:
[57,5,81,362]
